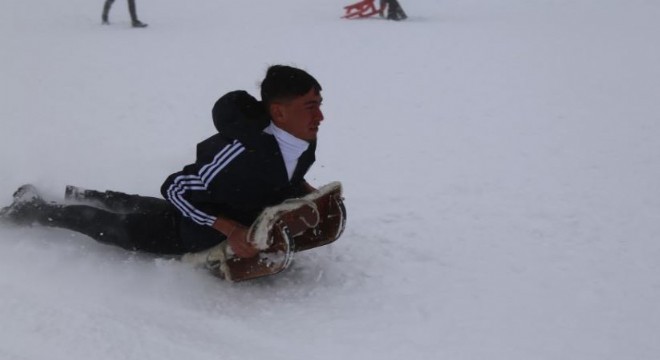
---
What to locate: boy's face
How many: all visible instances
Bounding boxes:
[270,89,324,141]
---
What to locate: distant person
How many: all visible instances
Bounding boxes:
[102,0,148,28]
[380,0,407,21]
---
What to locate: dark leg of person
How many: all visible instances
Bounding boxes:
[127,0,148,28]
[2,191,185,254]
[394,0,408,20]
[61,187,186,253]
[123,209,185,254]
[45,204,185,254]
[65,186,169,214]
[388,0,407,20]
[49,204,182,254]
[102,0,115,24]
[127,0,138,23]
[10,201,137,250]
[396,1,408,20]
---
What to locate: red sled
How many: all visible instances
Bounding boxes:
[342,0,381,19]
[181,182,346,282]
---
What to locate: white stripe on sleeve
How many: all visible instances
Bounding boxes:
[166,140,245,226]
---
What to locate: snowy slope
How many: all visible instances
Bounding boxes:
[1,0,660,359]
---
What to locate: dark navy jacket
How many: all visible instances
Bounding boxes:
[161,91,316,252]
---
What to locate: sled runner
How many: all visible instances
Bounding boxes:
[181,182,346,282]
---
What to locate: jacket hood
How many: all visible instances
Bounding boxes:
[212,90,270,146]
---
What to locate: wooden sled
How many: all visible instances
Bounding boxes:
[181,182,346,282]
[342,0,380,19]
[294,182,347,251]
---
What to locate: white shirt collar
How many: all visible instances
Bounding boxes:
[264,122,309,180]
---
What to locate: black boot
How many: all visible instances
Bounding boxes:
[102,0,114,24]
[387,0,407,21]
[0,184,49,226]
[132,20,148,28]
[128,0,147,28]
[2,186,133,249]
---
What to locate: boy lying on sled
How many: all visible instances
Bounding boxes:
[0,65,346,281]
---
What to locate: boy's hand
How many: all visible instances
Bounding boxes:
[212,217,258,258]
[226,225,259,258]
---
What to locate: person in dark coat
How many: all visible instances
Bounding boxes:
[102,0,148,28]
[0,65,325,259]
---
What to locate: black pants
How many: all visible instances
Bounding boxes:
[381,0,407,20]
[37,189,186,255]
[103,0,139,23]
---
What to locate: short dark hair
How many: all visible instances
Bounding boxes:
[260,65,322,106]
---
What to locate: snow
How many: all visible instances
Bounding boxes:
[1,0,660,359]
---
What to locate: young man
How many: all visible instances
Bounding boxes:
[102,0,148,28]
[0,65,324,259]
